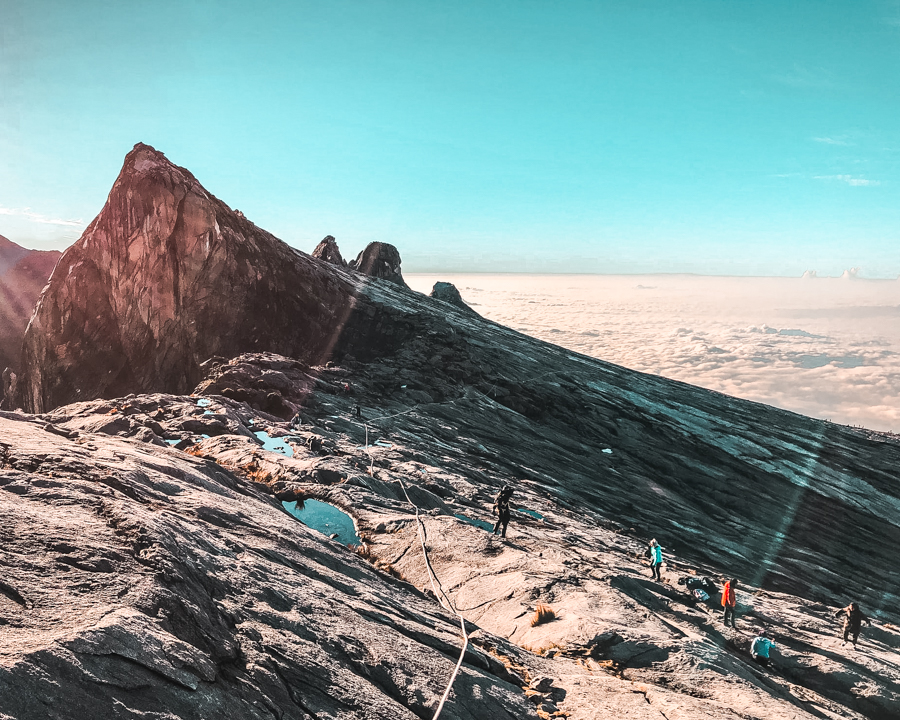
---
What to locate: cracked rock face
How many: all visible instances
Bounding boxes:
[5,353,899,719]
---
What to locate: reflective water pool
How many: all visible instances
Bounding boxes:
[283,499,361,546]
[255,430,294,457]
[454,513,495,532]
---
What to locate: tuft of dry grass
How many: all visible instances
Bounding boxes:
[531,603,556,627]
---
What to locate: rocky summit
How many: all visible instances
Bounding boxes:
[18,144,421,414]
[3,146,900,720]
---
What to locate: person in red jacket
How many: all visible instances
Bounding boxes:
[722,578,738,627]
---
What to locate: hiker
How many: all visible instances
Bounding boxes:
[648,539,663,581]
[834,602,871,647]
[722,578,738,627]
[355,405,362,419]
[492,485,513,538]
[750,629,776,667]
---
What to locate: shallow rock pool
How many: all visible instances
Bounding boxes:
[454,513,495,532]
[255,430,294,457]
[283,499,361,546]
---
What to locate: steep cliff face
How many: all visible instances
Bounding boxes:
[0,236,60,379]
[18,144,424,413]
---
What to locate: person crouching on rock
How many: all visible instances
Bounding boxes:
[648,539,663,581]
[492,485,513,538]
[750,628,776,667]
[834,601,871,648]
[722,578,738,628]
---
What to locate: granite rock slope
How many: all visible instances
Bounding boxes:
[26,359,900,720]
[18,144,425,413]
[0,410,540,720]
[0,235,60,383]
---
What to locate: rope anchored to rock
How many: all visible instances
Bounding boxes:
[358,411,470,720]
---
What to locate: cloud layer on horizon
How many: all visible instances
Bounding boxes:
[408,273,900,433]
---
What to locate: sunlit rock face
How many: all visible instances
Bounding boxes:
[0,235,60,387]
[18,144,425,413]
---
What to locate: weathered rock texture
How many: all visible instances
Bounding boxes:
[0,235,60,381]
[352,242,408,287]
[18,144,425,413]
[311,235,346,266]
[430,281,478,315]
[0,411,539,720]
[6,355,897,719]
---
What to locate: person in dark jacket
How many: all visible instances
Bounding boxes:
[834,602,871,647]
[492,485,513,538]
[722,578,738,628]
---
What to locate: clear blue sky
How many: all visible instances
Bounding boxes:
[2,0,899,276]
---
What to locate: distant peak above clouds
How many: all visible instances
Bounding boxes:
[801,268,864,280]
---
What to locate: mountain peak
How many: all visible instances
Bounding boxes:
[18,147,429,412]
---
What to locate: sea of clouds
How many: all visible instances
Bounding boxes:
[407,274,900,433]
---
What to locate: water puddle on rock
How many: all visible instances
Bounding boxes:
[517,507,544,520]
[197,398,211,407]
[454,514,495,532]
[255,431,294,457]
[283,499,360,546]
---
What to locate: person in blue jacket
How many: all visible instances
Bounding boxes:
[648,539,663,581]
[751,629,776,667]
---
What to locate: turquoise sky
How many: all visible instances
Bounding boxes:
[2,0,899,276]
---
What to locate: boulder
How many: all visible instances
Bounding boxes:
[430,281,478,315]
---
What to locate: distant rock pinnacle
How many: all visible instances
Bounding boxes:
[311,236,346,266]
